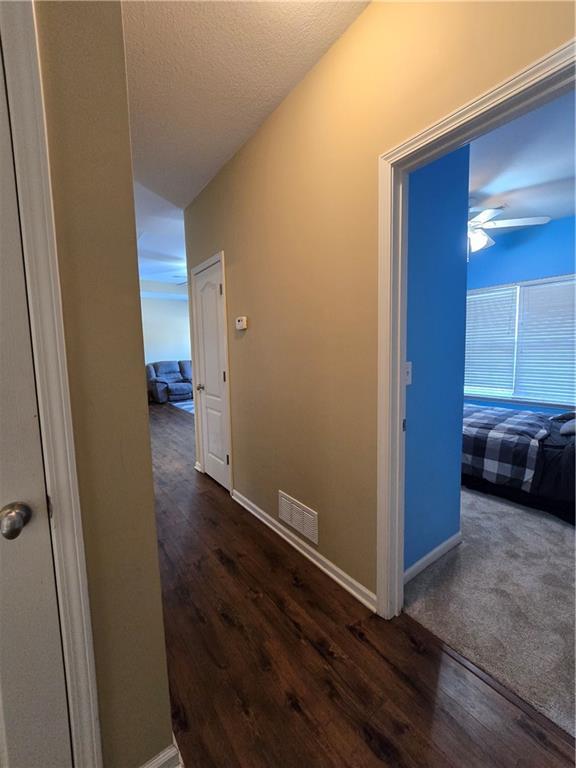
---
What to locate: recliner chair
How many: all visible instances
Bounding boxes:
[146,360,193,403]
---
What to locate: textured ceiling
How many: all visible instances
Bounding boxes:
[129,6,573,285]
[123,1,368,208]
[469,90,575,224]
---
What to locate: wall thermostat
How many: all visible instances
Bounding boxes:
[235,316,248,331]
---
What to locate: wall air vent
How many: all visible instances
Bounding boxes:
[278,490,318,545]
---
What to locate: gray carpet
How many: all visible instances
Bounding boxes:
[404,489,575,735]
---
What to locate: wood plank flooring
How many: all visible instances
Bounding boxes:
[149,403,575,768]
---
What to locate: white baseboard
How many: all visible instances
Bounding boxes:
[194,461,203,473]
[403,531,462,584]
[231,489,377,611]
[140,742,183,768]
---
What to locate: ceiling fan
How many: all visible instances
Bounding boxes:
[468,206,551,253]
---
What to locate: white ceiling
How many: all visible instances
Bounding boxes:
[469,90,575,225]
[123,1,368,209]
[134,182,187,283]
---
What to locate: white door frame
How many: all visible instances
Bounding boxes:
[376,40,575,619]
[0,3,102,765]
[189,251,233,490]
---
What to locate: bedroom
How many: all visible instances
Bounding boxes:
[402,90,574,736]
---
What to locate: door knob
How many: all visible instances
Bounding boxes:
[0,502,32,540]
[196,384,205,391]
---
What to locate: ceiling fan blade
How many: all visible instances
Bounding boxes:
[468,207,504,225]
[483,216,551,230]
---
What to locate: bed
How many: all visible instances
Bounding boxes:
[461,404,575,524]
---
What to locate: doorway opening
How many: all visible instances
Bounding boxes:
[135,182,195,416]
[377,48,575,736]
[133,183,232,490]
[133,183,201,505]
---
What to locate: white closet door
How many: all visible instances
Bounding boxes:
[0,42,72,768]
[193,257,231,489]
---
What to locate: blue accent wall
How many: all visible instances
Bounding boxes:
[467,215,575,290]
[465,215,574,415]
[404,146,470,570]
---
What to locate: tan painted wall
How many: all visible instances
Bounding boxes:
[34,3,173,766]
[185,2,574,592]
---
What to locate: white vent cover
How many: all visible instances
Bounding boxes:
[278,490,318,544]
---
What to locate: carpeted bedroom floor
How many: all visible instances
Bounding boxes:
[404,489,575,735]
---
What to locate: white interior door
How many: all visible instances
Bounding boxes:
[0,45,73,768]
[193,256,231,489]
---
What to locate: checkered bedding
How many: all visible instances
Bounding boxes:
[462,405,551,493]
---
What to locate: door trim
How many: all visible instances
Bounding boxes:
[0,3,102,765]
[377,39,575,619]
[189,251,233,490]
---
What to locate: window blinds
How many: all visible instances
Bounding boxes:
[464,276,575,406]
[464,286,518,398]
[515,279,575,405]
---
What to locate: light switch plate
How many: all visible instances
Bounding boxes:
[404,361,412,385]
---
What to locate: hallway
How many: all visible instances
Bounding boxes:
[149,404,574,768]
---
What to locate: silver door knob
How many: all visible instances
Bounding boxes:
[196,384,205,391]
[0,502,32,540]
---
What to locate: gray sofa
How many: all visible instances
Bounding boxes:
[146,360,193,404]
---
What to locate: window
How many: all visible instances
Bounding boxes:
[464,276,575,406]
[465,286,518,398]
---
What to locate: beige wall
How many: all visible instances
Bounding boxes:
[35,3,173,767]
[185,2,574,592]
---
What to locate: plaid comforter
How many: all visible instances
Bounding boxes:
[462,405,550,492]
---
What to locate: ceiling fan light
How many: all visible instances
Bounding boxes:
[468,228,492,253]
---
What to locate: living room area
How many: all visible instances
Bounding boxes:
[136,182,195,417]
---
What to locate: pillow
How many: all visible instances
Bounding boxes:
[550,411,576,423]
[560,419,576,436]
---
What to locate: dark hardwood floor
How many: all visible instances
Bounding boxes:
[149,403,575,768]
